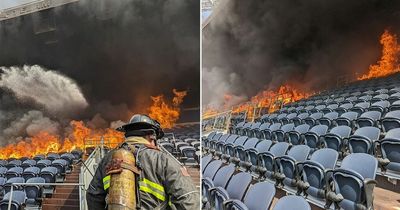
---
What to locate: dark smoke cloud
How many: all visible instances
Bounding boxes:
[203,0,400,107]
[0,0,199,142]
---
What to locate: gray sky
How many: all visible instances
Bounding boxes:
[0,0,40,10]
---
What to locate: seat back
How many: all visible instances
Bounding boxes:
[272,195,311,210]
[242,182,275,210]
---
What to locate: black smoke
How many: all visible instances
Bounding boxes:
[203,0,400,107]
[0,0,199,122]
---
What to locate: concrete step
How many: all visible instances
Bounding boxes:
[52,192,79,199]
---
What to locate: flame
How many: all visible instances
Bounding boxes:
[358,29,400,80]
[0,121,124,159]
[148,89,187,129]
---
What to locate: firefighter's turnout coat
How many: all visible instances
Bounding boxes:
[86,136,200,209]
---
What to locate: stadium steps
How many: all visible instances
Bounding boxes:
[41,165,81,210]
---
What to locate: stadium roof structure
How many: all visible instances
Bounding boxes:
[0,0,78,21]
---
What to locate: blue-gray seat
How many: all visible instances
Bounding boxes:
[262,123,281,140]
[223,182,275,210]
[201,155,214,173]
[4,177,25,194]
[202,160,223,203]
[213,134,231,156]
[257,142,290,179]
[205,164,235,207]
[335,103,354,116]
[311,105,326,114]
[272,195,311,210]
[371,94,389,104]
[327,153,377,210]
[348,127,380,154]
[222,136,248,162]
[351,102,371,116]
[388,92,400,104]
[287,124,310,145]
[381,110,400,132]
[25,177,45,205]
[292,113,309,127]
[304,112,323,127]
[33,154,45,162]
[46,153,60,161]
[51,159,69,175]
[22,167,40,181]
[318,112,339,128]
[203,131,217,149]
[356,111,381,128]
[355,95,372,104]
[6,160,22,169]
[369,100,390,114]
[389,100,400,111]
[256,123,270,139]
[304,125,329,152]
[249,122,262,137]
[273,123,295,142]
[6,167,23,180]
[0,160,7,167]
[40,167,58,187]
[0,191,26,210]
[336,111,358,127]
[71,149,83,160]
[21,159,36,170]
[298,148,338,201]
[322,126,351,153]
[0,177,6,196]
[160,142,175,154]
[321,104,339,114]
[212,172,252,210]
[378,128,400,176]
[242,123,253,137]
[36,160,52,169]
[0,167,7,177]
[60,153,75,165]
[275,145,311,188]
[280,113,297,125]
[233,138,259,166]
[243,140,273,172]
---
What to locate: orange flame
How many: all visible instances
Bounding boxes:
[358,29,400,80]
[148,89,187,129]
[0,121,124,159]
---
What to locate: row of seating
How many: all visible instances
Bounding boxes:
[203,130,384,210]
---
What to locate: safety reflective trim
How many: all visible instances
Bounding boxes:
[141,178,164,192]
[139,185,166,201]
[103,175,111,190]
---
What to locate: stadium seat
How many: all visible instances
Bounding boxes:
[381,110,400,132]
[201,155,214,173]
[369,100,390,113]
[46,153,60,161]
[204,164,235,207]
[322,125,351,154]
[275,145,311,189]
[292,113,309,126]
[321,104,339,114]
[335,103,354,115]
[257,142,290,179]
[304,125,329,152]
[389,100,400,111]
[222,136,248,162]
[223,182,275,210]
[0,167,7,177]
[336,111,358,127]
[22,167,40,181]
[6,167,23,180]
[40,167,58,188]
[25,177,45,206]
[4,177,24,194]
[287,124,310,145]
[212,172,252,210]
[378,128,400,177]
[347,127,380,154]
[304,112,323,127]
[243,140,273,172]
[262,123,281,140]
[297,148,338,203]
[326,153,377,210]
[51,159,68,175]
[33,155,45,162]
[273,123,295,142]
[21,159,36,170]
[318,112,339,128]
[272,195,311,210]
[232,137,259,166]
[215,134,237,158]
[280,113,297,125]
[356,111,381,128]
[351,102,371,116]
[6,160,22,169]
[249,122,261,137]
[0,190,26,210]
[36,160,51,169]
[179,146,197,164]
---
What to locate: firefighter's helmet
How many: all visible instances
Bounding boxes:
[117,114,164,139]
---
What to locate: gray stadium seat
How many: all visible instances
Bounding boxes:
[0,191,26,210]
[257,142,290,179]
[272,195,311,210]
[322,126,351,154]
[356,111,381,128]
[223,182,275,210]
[304,125,329,152]
[348,127,380,154]
[381,110,400,132]
[287,124,310,145]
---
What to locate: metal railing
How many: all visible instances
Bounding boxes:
[7,182,84,210]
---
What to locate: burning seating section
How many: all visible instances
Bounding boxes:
[0,150,82,209]
[202,74,400,209]
[160,123,201,165]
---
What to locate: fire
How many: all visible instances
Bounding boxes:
[0,121,124,159]
[358,29,400,80]
[148,89,187,129]
[227,84,312,120]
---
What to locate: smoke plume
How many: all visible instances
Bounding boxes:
[203,0,400,107]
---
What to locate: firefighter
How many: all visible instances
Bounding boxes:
[86,114,200,209]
